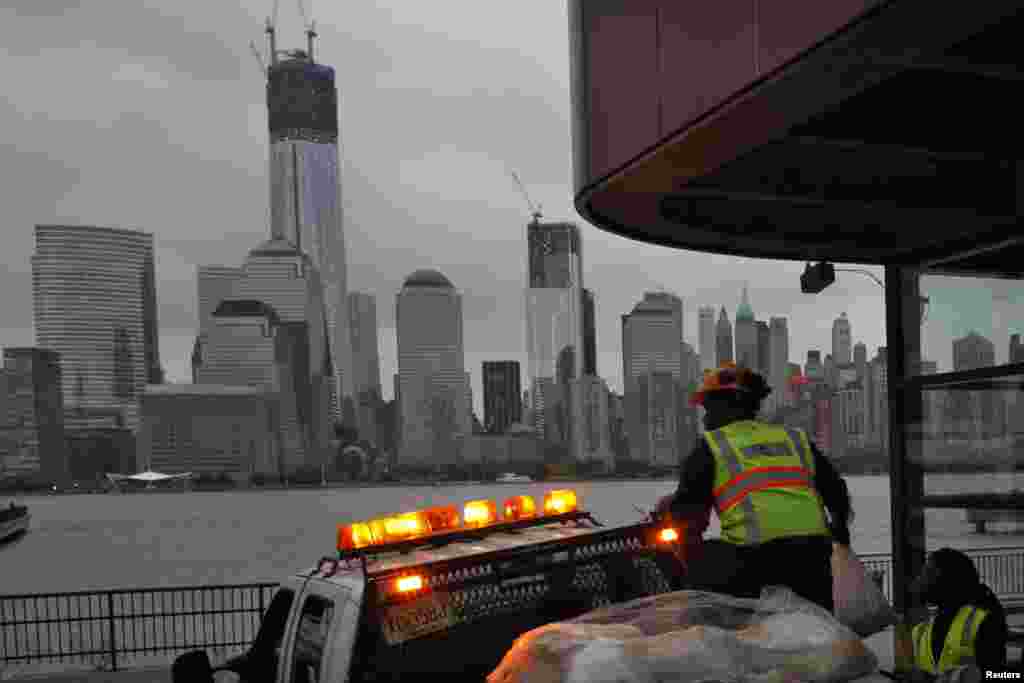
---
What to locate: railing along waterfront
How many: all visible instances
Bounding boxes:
[860,546,1024,606]
[2,547,1023,674]
[1,582,277,673]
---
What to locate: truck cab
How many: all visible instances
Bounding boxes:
[172,489,687,682]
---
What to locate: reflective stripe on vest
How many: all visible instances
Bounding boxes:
[713,466,813,514]
[705,421,828,546]
[912,605,989,674]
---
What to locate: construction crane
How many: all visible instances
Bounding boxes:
[509,169,543,224]
[306,19,317,62]
[259,5,279,70]
[295,0,319,60]
[253,0,283,73]
[249,39,267,77]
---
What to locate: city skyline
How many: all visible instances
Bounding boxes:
[15,221,1022,421]
[8,2,1024,417]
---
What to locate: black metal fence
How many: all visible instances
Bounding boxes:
[0,583,277,673]
[2,547,1023,675]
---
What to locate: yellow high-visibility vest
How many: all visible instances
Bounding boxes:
[705,420,830,545]
[912,605,989,674]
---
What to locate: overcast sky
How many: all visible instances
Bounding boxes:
[4,1,1019,416]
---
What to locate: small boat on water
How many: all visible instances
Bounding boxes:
[496,472,532,483]
[0,502,30,542]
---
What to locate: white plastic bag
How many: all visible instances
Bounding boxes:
[487,587,878,683]
[832,543,896,637]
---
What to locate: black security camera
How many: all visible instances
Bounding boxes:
[801,262,835,294]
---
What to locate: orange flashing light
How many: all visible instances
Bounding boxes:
[382,512,428,541]
[396,575,425,593]
[463,499,498,527]
[543,489,578,516]
[422,504,460,532]
[658,527,680,543]
[337,511,429,551]
[338,522,376,551]
[503,495,537,521]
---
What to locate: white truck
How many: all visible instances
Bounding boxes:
[171,490,686,682]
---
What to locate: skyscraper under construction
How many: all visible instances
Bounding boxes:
[262,20,355,428]
[525,220,584,454]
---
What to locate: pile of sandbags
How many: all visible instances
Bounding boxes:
[488,588,878,683]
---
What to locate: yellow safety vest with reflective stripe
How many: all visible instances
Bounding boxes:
[704,420,830,545]
[912,605,989,674]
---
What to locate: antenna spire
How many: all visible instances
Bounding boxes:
[265,15,278,67]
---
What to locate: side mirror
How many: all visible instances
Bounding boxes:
[172,650,215,683]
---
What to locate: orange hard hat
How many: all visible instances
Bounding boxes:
[689,362,769,407]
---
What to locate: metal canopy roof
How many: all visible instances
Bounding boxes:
[572,1,1024,275]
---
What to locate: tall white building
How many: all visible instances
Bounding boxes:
[833,312,852,365]
[698,306,716,372]
[578,375,614,469]
[396,270,470,465]
[769,317,790,409]
[854,342,868,383]
[194,266,245,385]
[716,307,734,367]
[524,220,585,457]
[865,348,889,451]
[348,292,382,444]
[622,292,687,466]
[194,239,335,471]
[734,285,757,369]
[263,28,356,434]
[197,266,244,335]
[195,301,306,470]
[622,293,683,383]
[681,341,700,387]
[32,225,163,431]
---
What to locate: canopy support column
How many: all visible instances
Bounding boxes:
[885,265,926,669]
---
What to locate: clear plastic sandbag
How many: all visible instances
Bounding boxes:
[487,587,879,683]
[832,543,897,638]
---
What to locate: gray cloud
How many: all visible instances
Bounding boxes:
[4,2,249,83]
[0,0,943,417]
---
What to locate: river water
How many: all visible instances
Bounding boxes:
[3,474,1022,594]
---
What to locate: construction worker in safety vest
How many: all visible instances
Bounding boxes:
[654,362,853,612]
[909,548,1007,676]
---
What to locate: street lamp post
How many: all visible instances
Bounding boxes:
[833,267,929,321]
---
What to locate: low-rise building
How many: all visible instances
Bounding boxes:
[139,384,280,484]
[66,428,136,482]
[461,425,543,471]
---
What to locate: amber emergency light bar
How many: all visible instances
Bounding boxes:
[323,490,684,600]
[337,490,582,555]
